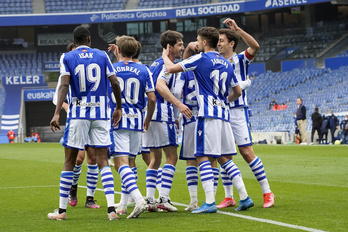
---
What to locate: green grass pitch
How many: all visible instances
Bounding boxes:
[1,143,347,231]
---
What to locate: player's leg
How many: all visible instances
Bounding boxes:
[210,158,219,197]
[180,122,199,210]
[91,120,117,220]
[231,107,272,208]
[219,119,253,211]
[157,145,178,212]
[68,149,85,207]
[85,145,100,208]
[48,119,87,220]
[215,155,236,209]
[192,118,218,214]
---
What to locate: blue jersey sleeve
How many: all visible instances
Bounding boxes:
[179,53,203,72]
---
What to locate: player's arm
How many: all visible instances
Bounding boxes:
[183,41,199,59]
[144,91,156,131]
[239,77,251,90]
[223,18,260,57]
[50,75,70,132]
[162,44,184,74]
[228,84,242,102]
[109,74,122,127]
[156,78,192,119]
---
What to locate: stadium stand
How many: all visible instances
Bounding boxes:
[0,52,60,77]
[137,0,211,9]
[45,0,127,13]
[248,66,348,134]
[0,86,5,117]
[338,50,348,57]
[254,23,347,62]
[0,0,32,14]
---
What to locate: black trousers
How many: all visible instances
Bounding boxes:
[328,127,336,143]
[311,126,322,143]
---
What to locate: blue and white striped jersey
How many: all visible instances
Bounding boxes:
[228,50,253,108]
[149,57,176,123]
[109,61,154,131]
[174,71,198,125]
[179,51,238,122]
[60,45,115,120]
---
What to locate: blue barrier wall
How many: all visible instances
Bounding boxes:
[281,59,316,72]
[249,62,265,76]
[325,57,348,70]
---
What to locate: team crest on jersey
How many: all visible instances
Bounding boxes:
[82,49,87,53]
[124,61,129,65]
[169,124,173,129]
[198,130,202,136]
[215,54,220,57]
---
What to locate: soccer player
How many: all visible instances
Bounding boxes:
[172,70,200,211]
[48,26,122,220]
[217,18,274,208]
[108,35,156,218]
[53,43,100,209]
[143,30,191,212]
[162,27,254,213]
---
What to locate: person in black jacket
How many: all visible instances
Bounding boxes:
[340,115,348,144]
[320,115,329,144]
[311,107,322,144]
[296,98,307,144]
[326,110,339,144]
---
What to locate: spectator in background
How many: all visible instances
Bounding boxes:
[320,114,329,144]
[340,115,348,144]
[269,98,277,110]
[280,103,287,110]
[326,110,339,144]
[296,98,307,145]
[7,129,15,143]
[310,107,322,145]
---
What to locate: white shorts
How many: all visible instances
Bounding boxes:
[63,119,111,150]
[141,133,150,153]
[110,129,142,158]
[230,107,253,147]
[180,122,196,160]
[195,117,237,157]
[143,121,178,149]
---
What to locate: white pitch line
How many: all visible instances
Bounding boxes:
[85,186,327,232]
[2,185,326,232]
[0,185,58,189]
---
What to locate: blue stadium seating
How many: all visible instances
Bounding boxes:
[0,52,61,77]
[248,66,348,133]
[0,0,32,14]
[45,0,127,13]
[137,0,211,9]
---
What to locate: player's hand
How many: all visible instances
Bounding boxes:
[188,41,199,54]
[50,115,61,132]
[108,44,117,52]
[112,109,122,127]
[143,118,151,131]
[162,44,170,58]
[223,18,240,31]
[178,103,193,119]
[175,120,180,134]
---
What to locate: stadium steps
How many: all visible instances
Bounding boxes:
[125,0,140,10]
[32,0,45,13]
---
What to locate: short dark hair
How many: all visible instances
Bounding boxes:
[133,41,142,59]
[218,28,239,51]
[73,26,90,45]
[116,35,138,58]
[160,30,183,49]
[315,107,319,112]
[66,42,75,52]
[197,27,219,48]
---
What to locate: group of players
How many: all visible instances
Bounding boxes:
[48,17,274,221]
